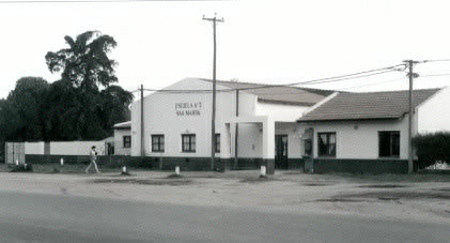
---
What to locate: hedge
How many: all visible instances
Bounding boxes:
[414,132,450,170]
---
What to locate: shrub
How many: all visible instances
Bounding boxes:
[10,164,33,172]
[414,132,450,170]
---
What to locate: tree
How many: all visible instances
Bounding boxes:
[43,31,133,141]
[0,31,132,151]
[45,31,118,90]
[6,77,49,141]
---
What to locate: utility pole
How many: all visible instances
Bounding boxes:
[203,13,224,171]
[404,60,419,173]
[234,89,239,168]
[140,84,144,162]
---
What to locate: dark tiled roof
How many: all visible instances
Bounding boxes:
[201,79,335,106]
[298,89,441,122]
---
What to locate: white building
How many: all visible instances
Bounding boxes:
[126,77,450,174]
[297,87,448,173]
[113,121,131,156]
[129,78,333,173]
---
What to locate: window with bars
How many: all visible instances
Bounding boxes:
[379,131,400,157]
[215,134,220,153]
[151,135,165,152]
[318,132,336,157]
[123,136,131,148]
[182,134,196,152]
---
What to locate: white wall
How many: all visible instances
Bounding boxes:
[131,78,259,157]
[417,87,450,133]
[308,119,409,160]
[234,124,262,158]
[130,78,318,159]
[114,129,131,155]
[255,103,309,122]
[275,122,304,159]
[24,142,45,155]
[49,141,106,156]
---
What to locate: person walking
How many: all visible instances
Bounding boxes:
[86,146,100,174]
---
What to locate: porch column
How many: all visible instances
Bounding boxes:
[230,122,237,167]
[220,123,232,171]
[262,117,275,174]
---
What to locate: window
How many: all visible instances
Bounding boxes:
[379,131,400,157]
[123,136,131,148]
[215,134,220,153]
[182,134,196,152]
[318,132,336,157]
[152,135,165,152]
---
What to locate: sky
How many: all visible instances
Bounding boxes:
[1,0,450,99]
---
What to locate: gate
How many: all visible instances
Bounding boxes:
[5,142,25,165]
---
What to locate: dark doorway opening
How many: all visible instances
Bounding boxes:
[275,135,288,169]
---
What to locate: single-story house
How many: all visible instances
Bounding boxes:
[297,87,450,173]
[113,121,132,156]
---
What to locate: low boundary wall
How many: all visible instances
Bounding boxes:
[24,155,413,173]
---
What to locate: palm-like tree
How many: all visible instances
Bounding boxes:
[45,31,118,90]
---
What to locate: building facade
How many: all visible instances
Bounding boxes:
[129,78,333,173]
[113,121,132,156]
[298,88,447,173]
[125,77,449,174]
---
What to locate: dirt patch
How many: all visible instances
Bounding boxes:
[340,191,450,201]
[316,198,367,203]
[433,188,450,192]
[303,183,332,187]
[166,174,183,179]
[281,171,304,175]
[377,197,400,201]
[90,178,193,186]
[240,176,271,183]
[359,184,408,189]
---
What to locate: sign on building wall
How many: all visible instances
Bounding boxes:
[175,102,203,116]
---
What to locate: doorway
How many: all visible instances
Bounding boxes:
[275,135,288,169]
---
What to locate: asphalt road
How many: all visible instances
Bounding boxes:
[0,191,448,243]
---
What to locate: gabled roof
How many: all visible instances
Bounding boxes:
[298,88,441,122]
[114,121,131,129]
[201,79,335,106]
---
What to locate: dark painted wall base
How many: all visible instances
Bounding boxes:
[25,155,410,174]
[25,155,148,168]
[25,155,303,173]
[287,159,305,170]
[312,158,410,174]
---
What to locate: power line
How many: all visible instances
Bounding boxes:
[283,64,405,86]
[132,72,402,95]
[339,77,407,91]
[422,59,450,63]
[124,62,450,94]
[420,73,450,77]
[0,0,195,3]
[127,76,418,98]
[129,65,404,94]
[243,64,404,87]
[236,68,401,91]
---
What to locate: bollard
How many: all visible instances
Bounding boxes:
[122,166,127,174]
[260,165,267,177]
[175,166,180,175]
[15,159,19,166]
[60,158,64,166]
